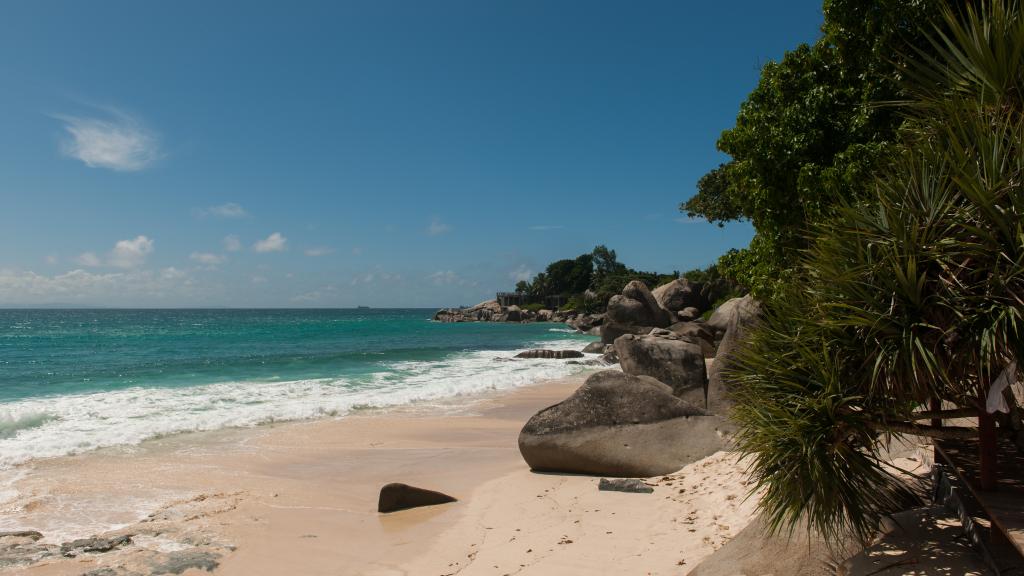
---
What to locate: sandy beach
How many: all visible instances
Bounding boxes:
[1,372,760,576]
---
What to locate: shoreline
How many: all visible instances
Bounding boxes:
[1,370,761,576]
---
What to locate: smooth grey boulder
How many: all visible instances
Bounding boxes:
[669,322,717,357]
[614,334,707,401]
[598,478,653,494]
[606,282,673,329]
[652,278,706,313]
[707,296,761,413]
[706,295,760,339]
[582,341,606,354]
[600,321,652,345]
[378,483,457,513]
[518,371,726,477]
[516,349,584,359]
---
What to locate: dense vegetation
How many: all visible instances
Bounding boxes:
[682,0,953,301]
[727,0,1024,545]
[510,245,716,312]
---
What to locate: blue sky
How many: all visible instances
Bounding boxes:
[0,1,823,307]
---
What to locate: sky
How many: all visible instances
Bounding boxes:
[0,1,824,307]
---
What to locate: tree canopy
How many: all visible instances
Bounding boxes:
[683,0,949,300]
[729,0,1024,544]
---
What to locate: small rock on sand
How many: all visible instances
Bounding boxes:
[598,478,654,494]
[378,483,457,513]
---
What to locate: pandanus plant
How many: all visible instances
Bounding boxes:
[727,0,1024,545]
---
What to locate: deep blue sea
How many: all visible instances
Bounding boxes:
[0,308,593,468]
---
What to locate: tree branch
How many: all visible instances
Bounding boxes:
[908,408,978,421]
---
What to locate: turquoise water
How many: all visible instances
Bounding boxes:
[0,309,593,467]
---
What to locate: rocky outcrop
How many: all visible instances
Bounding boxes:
[706,295,760,340]
[606,281,673,328]
[378,483,457,513]
[600,321,652,345]
[614,333,707,403]
[434,300,504,322]
[515,349,584,359]
[61,535,132,557]
[434,300,584,325]
[567,313,604,332]
[707,295,761,413]
[581,341,606,354]
[652,278,707,313]
[518,371,727,477]
[668,321,716,357]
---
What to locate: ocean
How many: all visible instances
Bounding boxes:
[0,308,594,469]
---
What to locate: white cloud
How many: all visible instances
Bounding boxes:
[509,265,534,282]
[223,235,242,252]
[189,252,225,266]
[195,203,248,219]
[429,270,459,285]
[54,110,159,171]
[160,267,186,280]
[529,225,565,231]
[304,247,333,257]
[45,255,58,265]
[108,235,154,268]
[0,267,193,305]
[426,218,451,236]
[253,232,287,253]
[75,252,101,267]
[251,275,268,284]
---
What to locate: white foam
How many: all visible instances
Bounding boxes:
[0,338,592,469]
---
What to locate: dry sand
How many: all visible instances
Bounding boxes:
[1,372,759,576]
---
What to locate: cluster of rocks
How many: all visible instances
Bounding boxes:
[433,300,580,324]
[518,280,761,478]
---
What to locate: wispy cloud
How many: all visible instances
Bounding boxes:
[195,202,248,219]
[108,235,154,268]
[0,267,193,305]
[529,225,564,231]
[54,109,159,171]
[253,232,287,253]
[74,236,154,269]
[509,265,534,282]
[304,247,333,257]
[428,270,477,287]
[426,218,451,236]
[223,235,242,252]
[351,246,363,256]
[75,252,101,267]
[189,252,225,266]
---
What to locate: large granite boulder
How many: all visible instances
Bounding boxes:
[568,313,604,333]
[706,295,760,339]
[614,333,707,403]
[652,278,707,313]
[606,281,673,328]
[518,371,727,477]
[707,296,761,413]
[599,321,651,345]
[581,341,606,354]
[668,322,716,357]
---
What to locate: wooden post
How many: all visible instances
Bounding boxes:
[978,408,998,491]
[931,397,942,464]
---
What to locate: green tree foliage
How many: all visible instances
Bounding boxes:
[730,0,1024,544]
[683,0,948,300]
